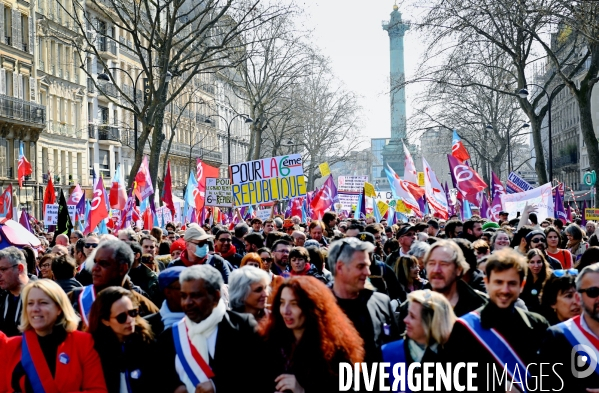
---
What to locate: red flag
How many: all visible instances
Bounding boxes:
[43,173,56,215]
[195,159,219,212]
[447,155,488,198]
[17,143,32,188]
[0,184,13,219]
[84,176,109,234]
[162,161,175,215]
[452,130,471,163]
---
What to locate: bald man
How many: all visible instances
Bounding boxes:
[55,234,69,247]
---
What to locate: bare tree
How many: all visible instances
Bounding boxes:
[60,0,290,189]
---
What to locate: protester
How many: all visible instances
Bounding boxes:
[229,266,271,321]
[239,252,263,268]
[538,263,599,390]
[232,223,249,257]
[526,229,562,269]
[145,266,185,336]
[271,239,292,275]
[244,232,265,253]
[445,248,549,391]
[386,225,416,270]
[261,276,364,392]
[292,230,306,247]
[214,229,243,268]
[328,237,400,366]
[565,224,588,264]
[308,220,328,246]
[382,290,456,387]
[39,253,56,279]
[306,245,333,283]
[545,226,573,268]
[169,238,186,260]
[2,279,107,392]
[127,241,161,305]
[87,287,157,392]
[408,241,431,280]
[168,224,230,283]
[0,247,34,336]
[539,271,581,325]
[158,264,266,392]
[521,249,552,312]
[68,240,158,327]
[394,256,428,302]
[74,238,93,286]
[51,254,82,293]
[288,246,326,282]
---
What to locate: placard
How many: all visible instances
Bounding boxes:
[256,209,271,221]
[585,208,599,220]
[338,192,360,211]
[68,205,77,224]
[377,200,389,217]
[364,182,376,198]
[319,162,331,177]
[506,172,534,194]
[417,172,425,187]
[338,176,368,192]
[229,154,306,207]
[205,178,233,207]
[44,204,59,225]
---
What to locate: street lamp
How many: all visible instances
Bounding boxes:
[205,114,253,166]
[517,83,565,184]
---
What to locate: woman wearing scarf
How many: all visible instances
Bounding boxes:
[382,290,456,392]
[2,279,107,393]
[214,229,243,268]
[565,224,588,265]
[87,287,157,393]
[288,247,326,283]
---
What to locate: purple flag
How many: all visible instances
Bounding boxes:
[19,209,32,233]
[490,193,503,222]
[491,172,506,199]
[480,194,490,219]
[581,200,587,226]
[444,182,455,216]
[417,196,426,215]
[566,204,572,223]
[554,186,567,225]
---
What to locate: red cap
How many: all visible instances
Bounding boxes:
[170,238,186,254]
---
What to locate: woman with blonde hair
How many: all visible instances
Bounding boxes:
[2,279,107,392]
[382,289,456,390]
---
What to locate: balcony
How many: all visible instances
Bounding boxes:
[48,121,81,138]
[97,125,120,141]
[98,37,117,58]
[553,153,579,170]
[98,82,118,98]
[0,94,46,126]
[160,141,222,163]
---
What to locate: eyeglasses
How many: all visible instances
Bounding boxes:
[553,269,578,277]
[530,238,545,243]
[261,258,273,263]
[217,238,232,243]
[275,249,290,254]
[579,287,599,299]
[113,309,139,324]
[85,243,98,248]
[0,264,18,273]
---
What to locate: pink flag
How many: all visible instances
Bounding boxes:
[402,143,425,199]
[422,157,449,219]
[447,155,488,198]
[134,156,154,202]
[109,164,128,210]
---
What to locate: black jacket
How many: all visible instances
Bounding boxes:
[128,263,161,305]
[0,276,37,337]
[55,278,82,294]
[231,237,246,258]
[168,253,231,284]
[537,316,599,392]
[444,302,549,392]
[93,329,158,393]
[369,260,406,302]
[396,279,488,333]
[158,311,268,393]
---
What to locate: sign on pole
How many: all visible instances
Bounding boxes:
[338,176,368,192]
[44,204,59,225]
[205,178,233,207]
[506,172,535,194]
[585,208,599,220]
[229,154,306,207]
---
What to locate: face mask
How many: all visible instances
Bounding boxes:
[194,244,209,259]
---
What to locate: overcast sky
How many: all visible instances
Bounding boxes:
[297,0,424,148]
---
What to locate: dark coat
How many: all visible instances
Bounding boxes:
[157,310,268,393]
[55,278,82,294]
[369,260,406,302]
[537,315,599,392]
[75,267,93,286]
[444,302,549,392]
[144,312,165,338]
[168,252,230,284]
[221,253,243,269]
[231,237,246,258]
[128,263,161,305]
[93,329,158,393]
[396,279,488,333]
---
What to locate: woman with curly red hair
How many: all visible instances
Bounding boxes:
[260,276,364,392]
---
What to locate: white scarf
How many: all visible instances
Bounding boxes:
[184,298,227,363]
[160,301,185,329]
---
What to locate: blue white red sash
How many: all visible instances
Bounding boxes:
[458,311,530,393]
[556,315,599,377]
[78,285,95,326]
[21,330,60,393]
[172,319,215,387]
[381,339,410,393]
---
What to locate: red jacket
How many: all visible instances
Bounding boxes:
[1,330,107,393]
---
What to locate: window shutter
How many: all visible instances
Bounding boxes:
[11,10,18,49]
[17,74,22,99]
[0,69,5,95]
[29,15,33,54]
[0,8,4,44]
[29,76,35,102]
[7,72,13,97]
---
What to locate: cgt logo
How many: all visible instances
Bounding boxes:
[571,344,598,378]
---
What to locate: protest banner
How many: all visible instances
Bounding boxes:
[585,208,599,220]
[205,178,233,207]
[506,172,535,194]
[364,182,376,198]
[338,176,368,192]
[44,204,59,225]
[319,162,331,177]
[338,192,360,212]
[256,209,271,221]
[500,182,553,221]
[229,154,307,207]
[68,205,77,224]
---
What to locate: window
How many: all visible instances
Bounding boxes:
[0,138,7,177]
[21,14,28,51]
[98,149,110,179]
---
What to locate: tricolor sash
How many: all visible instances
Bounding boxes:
[381,339,410,393]
[458,311,531,393]
[556,315,599,377]
[21,330,60,393]
[78,285,95,326]
[172,319,215,387]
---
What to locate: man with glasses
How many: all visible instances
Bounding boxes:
[214,229,242,268]
[70,229,83,245]
[168,224,230,284]
[328,237,400,384]
[68,240,158,328]
[0,247,33,336]
[385,225,416,271]
[538,263,599,390]
[271,239,292,275]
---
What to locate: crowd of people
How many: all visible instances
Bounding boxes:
[0,206,598,392]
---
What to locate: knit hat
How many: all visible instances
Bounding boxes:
[482,222,500,230]
[158,266,186,291]
[170,238,186,254]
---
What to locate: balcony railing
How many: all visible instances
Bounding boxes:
[49,121,77,137]
[99,38,117,56]
[0,94,46,126]
[39,60,44,71]
[98,124,120,141]
[160,141,222,163]
[99,82,118,98]
[553,153,578,169]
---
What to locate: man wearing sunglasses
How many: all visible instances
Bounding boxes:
[539,263,599,390]
[526,230,563,270]
[67,240,159,327]
[214,229,242,268]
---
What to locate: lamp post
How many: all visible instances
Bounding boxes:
[517,83,565,184]
[205,114,253,166]
[97,68,172,156]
